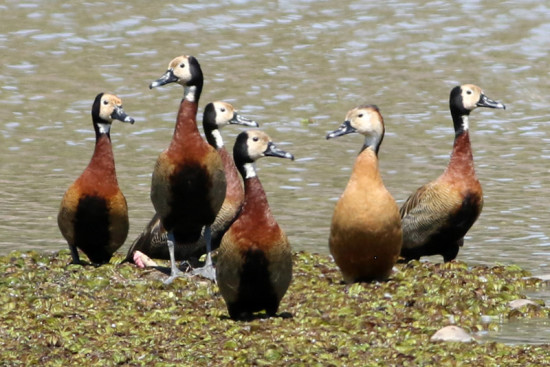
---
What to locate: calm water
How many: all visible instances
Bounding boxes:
[1,0,550,290]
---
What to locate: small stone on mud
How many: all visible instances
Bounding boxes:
[430,325,473,343]
[509,299,539,309]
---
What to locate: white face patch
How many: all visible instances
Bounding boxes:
[211,129,224,148]
[348,107,384,151]
[97,122,111,134]
[461,115,470,131]
[184,85,197,102]
[243,162,257,179]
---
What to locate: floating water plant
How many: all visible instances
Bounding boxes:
[0,250,548,365]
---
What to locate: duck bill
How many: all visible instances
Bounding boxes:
[229,113,259,127]
[149,69,178,89]
[112,106,135,124]
[477,94,506,110]
[326,120,356,139]
[265,142,294,160]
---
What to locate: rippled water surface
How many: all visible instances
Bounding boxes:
[2,1,550,276]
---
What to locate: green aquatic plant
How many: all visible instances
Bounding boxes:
[0,250,549,365]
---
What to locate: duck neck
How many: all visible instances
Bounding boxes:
[183,83,203,104]
[205,127,223,149]
[444,97,476,177]
[88,124,117,181]
[351,147,383,185]
[360,134,382,156]
[170,94,201,148]
[219,147,243,199]
[450,101,470,136]
[241,167,271,218]
[446,128,475,177]
[238,162,257,181]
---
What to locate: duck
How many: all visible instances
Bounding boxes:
[216,130,294,320]
[326,105,402,283]
[58,93,135,264]
[126,101,258,266]
[149,55,226,283]
[399,84,506,262]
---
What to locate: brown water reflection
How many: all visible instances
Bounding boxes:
[1,1,550,280]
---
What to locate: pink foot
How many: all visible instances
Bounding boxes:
[133,251,158,268]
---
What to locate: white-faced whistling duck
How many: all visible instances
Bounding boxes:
[216,130,294,320]
[400,84,505,262]
[149,55,226,283]
[58,93,134,265]
[126,101,258,266]
[326,105,402,283]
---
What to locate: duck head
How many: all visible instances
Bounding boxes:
[327,105,385,155]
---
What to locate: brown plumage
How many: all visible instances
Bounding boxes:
[149,55,227,282]
[126,101,258,263]
[326,105,402,283]
[58,93,134,264]
[400,84,506,262]
[216,130,294,320]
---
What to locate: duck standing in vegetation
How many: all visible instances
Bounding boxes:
[216,130,294,319]
[149,55,226,282]
[400,84,505,262]
[327,105,402,283]
[58,93,134,265]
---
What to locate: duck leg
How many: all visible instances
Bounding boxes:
[442,238,463,262]
[191,225,216,281]
[164,232,184,284]
[69,245,81,265]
